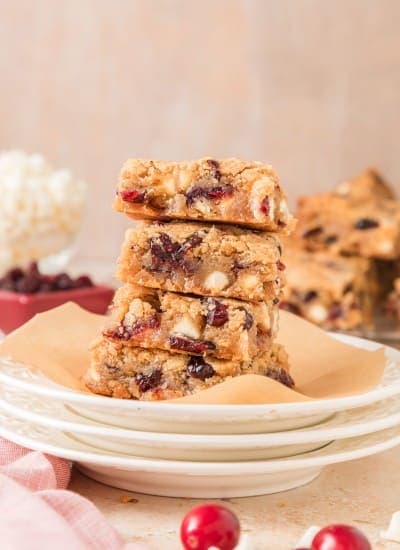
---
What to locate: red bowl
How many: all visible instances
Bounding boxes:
[0,285,114,334]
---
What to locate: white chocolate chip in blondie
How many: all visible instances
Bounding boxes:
[204,271,229,291]
[378,240,395,255]
[241,274,259,290]
[172,315,201,339]
[307,304,328,323]
[250,179,273,221]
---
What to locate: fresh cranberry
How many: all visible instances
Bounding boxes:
[120,189,146,203]
[187,356,215,380]
[205,299,229,327]
[260,197,270,215]
[311,524,371,550]
[169,335,216,354]
[180,504,240,550]
[135,368,162,392]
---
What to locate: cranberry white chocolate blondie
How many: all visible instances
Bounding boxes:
[335,168,395,202]
[85,339,293,400]
[114,158,294,231]
[104,283,279,361]
[116,221,284,302]
[281,243,377,330]
[294,193,400,260]
[385,278,400,320]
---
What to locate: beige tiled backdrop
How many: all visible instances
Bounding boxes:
[1,0,400,263]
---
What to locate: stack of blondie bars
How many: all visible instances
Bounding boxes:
[85,158,296,400]
[282,168,400,331]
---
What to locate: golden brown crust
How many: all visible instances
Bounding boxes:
[115,157,294,232]
[116,221,284,302]
[85,339,293,400]
[103,283,278,361]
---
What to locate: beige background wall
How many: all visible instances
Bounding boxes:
[1,0,400,261]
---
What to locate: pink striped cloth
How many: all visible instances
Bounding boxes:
[0,438,148,549]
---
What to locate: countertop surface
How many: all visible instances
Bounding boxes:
[70,446,400,549]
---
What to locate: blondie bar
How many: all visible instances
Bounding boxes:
[104,284,278,361]
[294,193,400,259]
[335,168,395,202]
[114,157,294,231]
[116,222,284,301]
[385,278,400,320]
[280,243,377,330]
[85,339,293,400]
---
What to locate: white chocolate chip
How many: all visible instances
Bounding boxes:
[307,303,328,323]
[250,178,274,221]
[295,526,321,548]
[87,367,100,381]
[378,240,394,255]
[381,511,400,542]
[241,274,259,290]
[336,180,350,195]
[172,315,200,339]
[162,176,176,195]
[204,271,229,291]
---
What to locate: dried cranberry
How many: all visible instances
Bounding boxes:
[206,158,222,180]
[325,235,338,244]
[232,260,248,275]
[149,232,202,275]
[135,368,162,392]
[273,297,280,305]
[169,335,216,354]
[279,301,301,315]
[304,290,318,302]
[4,267,24,282]
[354,218,379,230]
[15,273,41,293]
[265,367,295,388]
[277,261,286,271]
[187,356,215,380]
[205,299,229,327]
[120,189,147,203]
[302,226,323,239]
[106,314,160,340]
[74,275,94,288]
[185,184,234,206]
[260,197,270,216]
[54,273,74,290]
[237,307,253,329]
[328,304,343,320]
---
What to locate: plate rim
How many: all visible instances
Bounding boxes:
[2,384,400,447]
[0,414,400,474]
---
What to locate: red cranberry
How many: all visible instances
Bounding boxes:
[74,275,94,288]
[279,301,301,315]
[120,189,147,203]
[187,356,215,380]
[260,197,270,215]
[54,273,74,290]
[135,368,162,392]
[149,232,202,275]
[106,314,160,340]
[354,218,379,230]
[169,336,216,354]
[185,184,234,206]
[205,299,229,327]
[311,524,371,550]
[180,504,240,550]
[277,261,286,271]
[302,226,323,239]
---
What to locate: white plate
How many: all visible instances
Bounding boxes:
[0,334,399,434]
[3,384,400,461]
[0,411,400,497]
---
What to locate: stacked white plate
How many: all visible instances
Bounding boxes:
[1,333,400,498]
